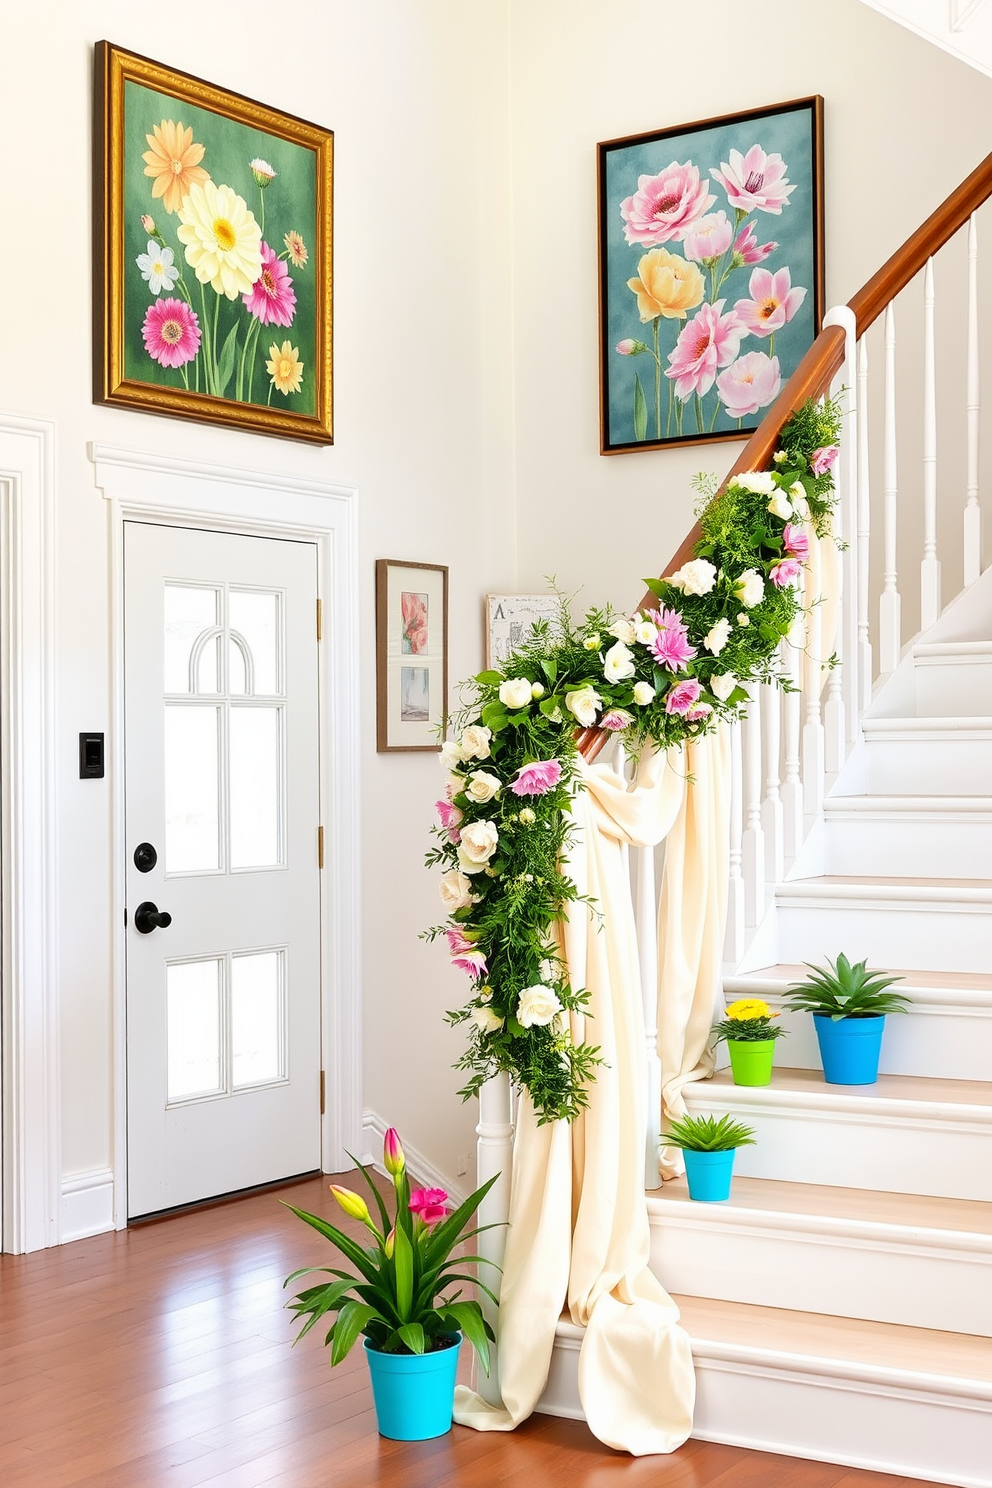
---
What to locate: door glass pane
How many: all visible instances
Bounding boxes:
[165,706,221,872]
[164,586,218,693]
[230,707,282,869]
[167,959,223,1100]
[232,951,284,1087]
[230,590,280,695]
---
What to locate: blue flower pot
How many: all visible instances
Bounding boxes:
[813,1014,885,1085]
[683,1147,736,1202]
[364,1334,461,1440]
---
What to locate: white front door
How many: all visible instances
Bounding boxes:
[123,522,321,1218]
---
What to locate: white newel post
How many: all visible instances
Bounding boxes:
[476,1074,512,1403]
[636,844,663,1189]
[964,213,982,586]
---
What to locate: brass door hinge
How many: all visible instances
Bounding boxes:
[316,597,322,641]
[320,1070,326,1115]
[318,825,324,868]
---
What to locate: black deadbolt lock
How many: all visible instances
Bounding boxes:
[133,842,158,873]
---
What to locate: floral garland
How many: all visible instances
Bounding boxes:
[426,398,842,1124]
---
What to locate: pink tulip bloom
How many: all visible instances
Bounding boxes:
[665,678,702,715]
[811,445,839,476]
[383,1128,405,1177]
[666,301,745,401]
[716,352,782,418]
[511,759,562,797]
[409,1186,450,1227]
[649,607,697,672]
[782,523,809,561]
[601,708,634,731]
[734,267,807,338]
[770,557,803,587]
[620,161,715,247]
[451,948,489,978]
[682,210,733,263]
[711,145,797,215]
[733,221,778,265]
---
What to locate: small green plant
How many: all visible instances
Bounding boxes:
[664,1112,757,1152]
[712,996,788,1044]
[784,954,909,1021]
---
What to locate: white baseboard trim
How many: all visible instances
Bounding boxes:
[361,1110,467,1208]
[60,1168,115,1243]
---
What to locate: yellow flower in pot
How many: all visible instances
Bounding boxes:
[712,997,787,1085]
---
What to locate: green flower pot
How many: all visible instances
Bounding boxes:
[727,1038,776,1086]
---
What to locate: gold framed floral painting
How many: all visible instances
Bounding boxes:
[94,42,333,443]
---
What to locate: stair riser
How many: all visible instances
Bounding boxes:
[916,659,992,717]
[823,813,992,879]
[863,736,992,796]
[649,1215,991,1336]
[777,899,992,974]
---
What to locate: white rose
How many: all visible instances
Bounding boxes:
[465,769,501,804]
[531,682,545,699]
[499,677,533,709]
[439,739,465,768]
[457,819,499,873]
[635,620,657,645]
[460,724,492,761]
[703,617,732,656]
[732,470,776,494]
[608,618,637,644]
[603,641,636,683]
[564,686,602,727]
[516,983,564,1029]
[734,569,765,608]
[767,491,793,522]
[668,558,717,596]
[439,870,475,911]
[632,681,656,705]
[583,633,601,651]
[471,1006,504,1034]
[710,673,737,701]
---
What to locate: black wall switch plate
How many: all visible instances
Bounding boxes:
[79,733,105,779]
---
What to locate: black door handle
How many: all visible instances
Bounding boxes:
[134,901,173,934]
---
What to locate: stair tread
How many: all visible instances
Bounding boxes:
[651,1174,992,1236]
[792,874,992,888]
[671,1294,992,1383]
[695,1064,992,1108]
[825,794,992,810]
[727,963,992,993]
[862,715,992,731]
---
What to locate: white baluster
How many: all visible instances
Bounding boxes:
[879,304,902,675]
[857,336,873,711]
[823,306,856,765]
[802,576,825,821]
[742,685,766,927]
[781,640,804,866]
[921,257,941,630]
[476,1074,512,1403]
[760,679,784,887]
[636,844,662,1190]
[724,719,745,963]
[965,213,982,585]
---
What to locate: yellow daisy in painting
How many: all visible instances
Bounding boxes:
[142,120,210,215]
[177,181,263,299]
[266,340,304,395]
[284,230,309,268]
[724,998,775,1022]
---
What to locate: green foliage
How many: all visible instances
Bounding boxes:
[712,1014,787,1043]
[784,954,909,1021]
[665,1112,757,1151]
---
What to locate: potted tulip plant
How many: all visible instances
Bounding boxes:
[664,1112,756,1202]
[284,1128,501,1441]
[783,954,909,1085]
[712,997,787,1085]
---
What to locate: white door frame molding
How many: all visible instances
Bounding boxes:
[0,415,60,1254]
[91,443,362,1230]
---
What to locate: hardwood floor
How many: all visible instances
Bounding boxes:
[0,1173,943,1487]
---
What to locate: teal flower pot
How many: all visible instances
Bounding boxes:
[813,1013,885,1084]
[364,1334,461,1440]
[683,1147,736,1202]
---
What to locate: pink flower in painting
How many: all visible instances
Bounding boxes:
[666,301,745,401]
[409,1187,450,1227]
[811,445,839,476]
[141,298,201,369]
[770,557,803,587]
[716,352,782,418]
[733,221,778,266]
[511,759,562,797]
[620,161,716,246]
[735,267,807,338]
[711,145,797,215]
[242,241,297,328]
[682,211,734,263]
[436,799,463,832]
[616,338,647,356]
[451,948,489,978]
[601,708,634,731]
[401,591,429,655]
[782,523,809,561]
[666,678,702,715]
[687,702,713,722]
[649,607,697,672]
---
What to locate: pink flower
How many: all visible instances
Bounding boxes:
[383,1128,405,1177]
[770,557,803,587]
[687,702,713,722]
[451,948,489,978]
[616,338,647,356]
[733,221,778,265]
[666,301,745,401]
[242,241,297,328]
[511,759,562,797]
[436,799,463,831]
[400,590,429,655]
[665,679,702,715]
[782,523,809,560]
[734,267,807,338]
[811,445,839,476]
[716,352,782,418]
[682,210,734,263]
[649,607,697,672]
[409,1186,450,1227]
[445,928,475,955]
[711,145,797,215]
[141,298,201,369]
[620,161,716,247]
[601,708,634,731]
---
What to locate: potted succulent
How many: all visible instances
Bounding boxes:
[664,1112,756,1202]
[284,1128,501,1441]
[783,954,909,1085]
[712,997,787,1086]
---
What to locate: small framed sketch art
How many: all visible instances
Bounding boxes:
[485,594,562,668]
[376,560,448,752]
